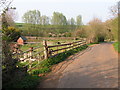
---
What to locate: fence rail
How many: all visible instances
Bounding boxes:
[13,38,87,71]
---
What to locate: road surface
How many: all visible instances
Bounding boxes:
[38,43,118,88]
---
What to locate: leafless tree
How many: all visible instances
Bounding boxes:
[109,3,118,18]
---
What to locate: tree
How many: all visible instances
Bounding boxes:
[22,10,41,24]
[4,9,17,26]
[67,18,75,25]
[1,8,21,42]
[87,17,107,42]
[110,4,118,18]
[110,17,118,41]
[1,0,21,88]
[74,28,87,38]
[51,12,67,25]
[104,3,119,41]
[41,15,50,25]
[22,10,41,36]
[76,15,82,26]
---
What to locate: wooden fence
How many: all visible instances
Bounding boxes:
[13,38,87,71]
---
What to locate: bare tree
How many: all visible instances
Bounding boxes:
[5,9,17,26]
[109,3,118,18]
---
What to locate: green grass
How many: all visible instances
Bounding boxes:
[87,41,109,46]
[17,61,29,67]
[113,42,120,53]
[27,38,75,42]
[87,42,99,46]
[20,40,75,51]
[20,43,43,51]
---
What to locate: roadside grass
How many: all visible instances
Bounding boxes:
[87,42,99,46]
[113,42,120,53]
[87,41,110,46]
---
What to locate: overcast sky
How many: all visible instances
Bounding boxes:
[12,0,118,24]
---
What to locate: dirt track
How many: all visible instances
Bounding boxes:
[38,43,118,88]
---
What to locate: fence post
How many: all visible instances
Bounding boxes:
[79,41,82,47]
[38,53,40,63]
[29,47,33,68]
[57,46,58,54]
[85,38,87,45]
[43,40,49,59]
[83,38,86,45]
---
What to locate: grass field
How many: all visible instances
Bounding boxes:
[20,39,78,52]
[20,43,43,51]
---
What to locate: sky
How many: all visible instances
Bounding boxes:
[12,0,119,25]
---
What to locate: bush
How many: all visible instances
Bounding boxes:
[3,26,21,42]
[3,72,41,89]
[13,75,40,88]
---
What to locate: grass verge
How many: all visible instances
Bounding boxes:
[113,42,120,53]
[87,42,99,46]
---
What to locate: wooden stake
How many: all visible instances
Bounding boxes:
[43,40,49,59]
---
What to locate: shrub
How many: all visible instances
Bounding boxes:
[3,26,21,42]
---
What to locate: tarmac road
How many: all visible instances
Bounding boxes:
[39,43,118,88]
